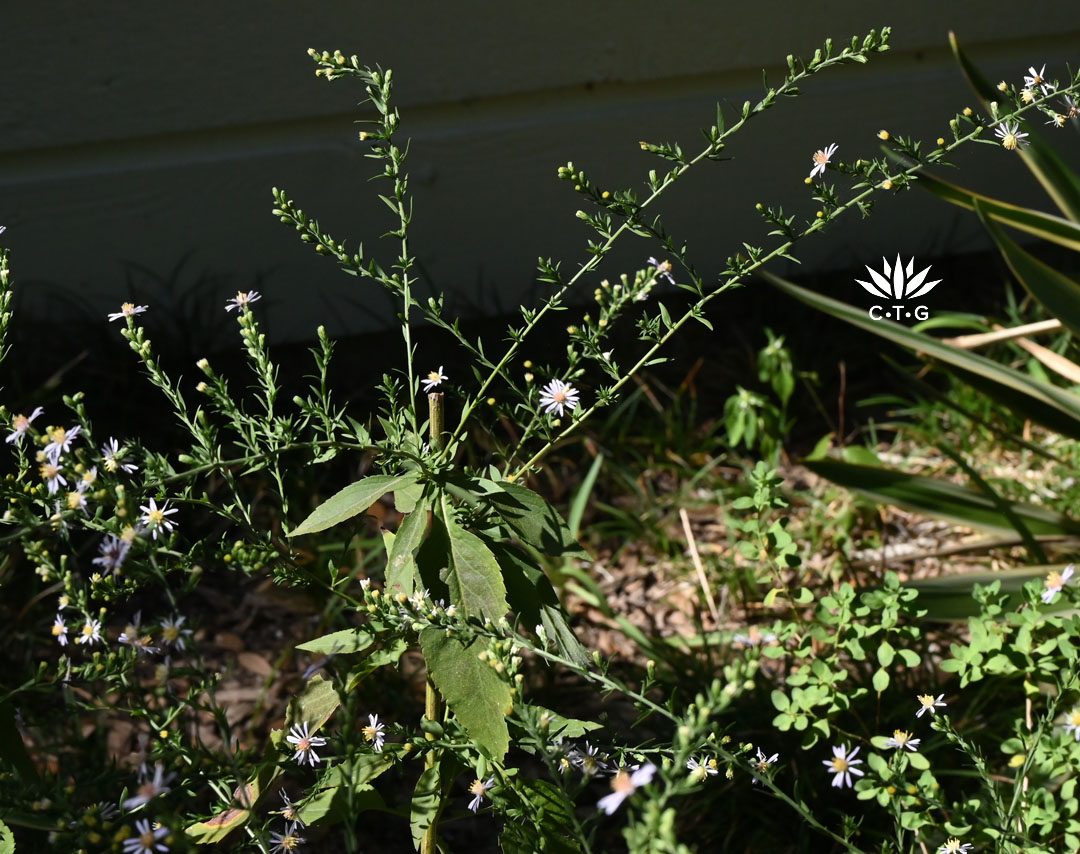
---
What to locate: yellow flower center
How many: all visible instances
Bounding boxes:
[1045,572,1063,589]
[162,626,179,643]
[12,414,29,431]
[830,757,849,773]
[278,835,301,851]
[66,492,83,510]
[49,427,67,444]
[297,736,311,752]
[121,302,136,315]
[1069,711,1080,726]
[468,778,488,797]
[52,623,65,637]
[891,729,912,745]
[363,725,379,743]
[147,509,165,526]
[427,371,441,383]
[40,464,59,480]
[81,624,95,638]
[610,769,635,794]
[1002,133,1019,150]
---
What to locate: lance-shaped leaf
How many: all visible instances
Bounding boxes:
[807,459,1080,537]
[763,271,1080,440]
[420,628,512,758]
[288,473,419,537]
[486,481,586,557]
[974,200,1080,341]
[385,493,429,596]
[949,31,1080,223]
[915,170,1080,252]
[439,495,508,621]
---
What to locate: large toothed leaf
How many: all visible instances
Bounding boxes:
[763,271,1080,440]
[421,628,512,758]
[439,495,508,621]
[916,170,1080,252]
[974,200,1080,341]
[949,31,1080,222]
[288,473,419,537]
[806,459,1080,537]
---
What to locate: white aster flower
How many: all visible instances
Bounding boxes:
[103,438,138,473]
[573,742,608,777]
[139,497,179,540]
[122,762,177,811]
[93,534,132,573]
[121,818,169,853]
[77,466,98,494]
[468,776,495,813]
[362,713,386,753]
[809,143,838,179]
[286,721,328,767]
[885,729,921,752]
[119,612,159,656]
[1041,565,1074,604]
[224,290,261,312]
[159,615,193,652]
[1062,706,1080,741]
[916,693,947,718]
[5,406,43,444]
[751,747,779,783]
[76,618,103,647]
[108,303,149,323]
[1023,63,1051,95]
[597,764,656,815]
[822,744,864,789]
[275,790,305,827]
[65,490,88,515]
[52,614,69,647]
[421,366,447,393]
[44,425,81,464]
[269,822,306,853]
[538,379,580,417]
[647,257,676,285]
[938,838,974,853]
[39,462,67,495]
[686,755,718,783]
[994,122,1029,150]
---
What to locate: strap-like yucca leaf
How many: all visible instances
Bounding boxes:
[974,199,1080,341]
[949,31,1080,223]
[762,270,1080,439]
[807,459,1080,537]
[917,170,1080,252]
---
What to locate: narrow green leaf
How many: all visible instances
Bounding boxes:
[916,170,1080,251]
[440,495,508,621]
[806,459,1080,537]
[289,473,419,537]
[763,587,783,608]
[296,628,376,655]
[527,706,603,739]
[420,628,512,758]
[410,765,441,852]
[975,200,1080,340]
[949,31,1080,222]
[764,271,1080,439]
[385,494,429,596]
[568,453,604,538]
[346,636,409,692]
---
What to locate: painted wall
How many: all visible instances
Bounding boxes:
[1,3,1077,342]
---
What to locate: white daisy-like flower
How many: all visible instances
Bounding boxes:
[751,747,779,783]
[647,257,676,285]
[76,466,98,494]
[275,790,305,827]
[102,438,138,473]
[65,490,88,514]
[52,614,69,647]
[1061,706,1080,741]
[1062,94,1079,119]
[938,838,974,853]
[121,818,169,853]
[1046,112,1068,128]
[44,425,81,464]
[573,742,608,777]
[76,618,103,647]
[224,290,261,312]
[407,588,429,612]
[809,143,839,179]
[538,379,580,417]
[916,693,947,718]
[686,755,718,783]
[122,762,177,811]
[1020,87,1037,104]
[1041,565,1074,604]
[421,367,447,393]
[139,497,179,540]
[5,406,43,444]
[119,612,159,656]
[108,303,149,323]
[159,615,193,652]
[597,764,656,815]
[994,122,1030,150]
[362,713,386,753]
[286,721,328,767]
[468,776,496,813]
[822,744,864,789]
[1023,63,1051,95]
[885,729,921,752]
[269,823,305,852]
[93,534,132,573]
[39,462,67,495]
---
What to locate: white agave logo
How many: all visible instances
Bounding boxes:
[856,255,942,321]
